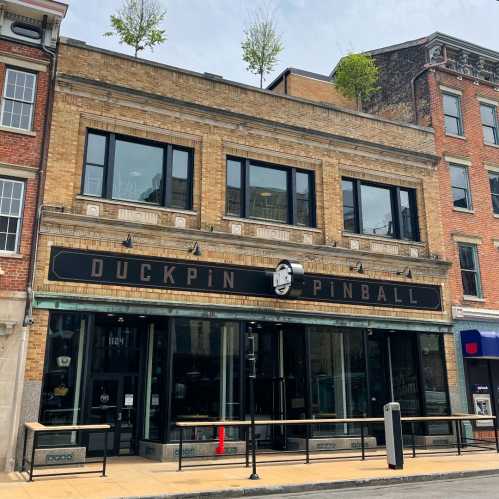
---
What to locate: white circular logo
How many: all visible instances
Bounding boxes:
[272,260,304,298]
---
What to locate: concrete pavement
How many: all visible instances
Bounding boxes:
[1,450,499,498]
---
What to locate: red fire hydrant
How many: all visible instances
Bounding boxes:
[216,426,225,455]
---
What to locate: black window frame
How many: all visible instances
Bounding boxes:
[449,163,472,210]
[458,243,482,298]
[225,156,316,228]
[489,172,499,215]
[81,130,194,211]
[480,103,499,145]
[442,92,464,136]
[341,178,420,242]
[10,21,42,40]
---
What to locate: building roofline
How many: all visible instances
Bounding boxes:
[59,37,435,137]
[267,67,330,90]
[329,32,499,78]
[7,0,68,18]
[427,32,499,61]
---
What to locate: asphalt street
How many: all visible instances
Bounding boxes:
[245,473,499,498]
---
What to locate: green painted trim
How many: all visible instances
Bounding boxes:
[33,294,452,333]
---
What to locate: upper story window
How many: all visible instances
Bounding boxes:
[226,157,315,227]
[489,172,499,215]
[443,93,463,136]
[449,164,472,210]
[10,22,42,40]
[341,178,419,241]
[0,177,24,253]
[1,68,36,131]
[82,131,194,210]
[458,243,482,298]
[480,103,499,145]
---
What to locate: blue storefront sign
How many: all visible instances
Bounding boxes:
[461,330,499,359]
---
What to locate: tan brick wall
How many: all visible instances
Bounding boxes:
[26,41,453,385]
[25,309,49,382]
[271,73,356,110]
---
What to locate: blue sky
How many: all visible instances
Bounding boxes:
[62,0,498,87]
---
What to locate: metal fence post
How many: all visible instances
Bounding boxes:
[178,427,183,471]
[29,430,37,482]
[455,420,461,456]
[102,428,108,477]
[245,425,250,467]
[494,416,499,453]
[305,423,310,464]
[411,422,416,458]
[360,421,365,461]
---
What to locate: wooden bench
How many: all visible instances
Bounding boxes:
[22,422,110,481]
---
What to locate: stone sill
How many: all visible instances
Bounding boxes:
[0,125,36,137]
[342,231,425,247]
[445,133,466,140]
[76,195,198,216]
[0,252,23,259]
[462,296,486,303]
[223,216,322,233]
[484,141,499,149]
[453,207,475,214]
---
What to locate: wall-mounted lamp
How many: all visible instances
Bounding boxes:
[122,234,133,248]
[349,261,364,274]
[396,267,413,279]
[188,241,202,256]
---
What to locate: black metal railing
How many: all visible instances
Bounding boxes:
[176,414,498,475]
[22,422,110,482]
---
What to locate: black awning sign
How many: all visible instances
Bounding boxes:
[48,247,443,311]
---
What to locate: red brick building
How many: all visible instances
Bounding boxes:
[0,0,66,471]
[271,33,499,429]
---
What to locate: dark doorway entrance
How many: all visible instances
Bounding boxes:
[246,323,306,449]
[85,315,144,456]
[366,330,422,443]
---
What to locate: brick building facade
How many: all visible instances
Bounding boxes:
[0,0,66,471]
[359,33,499,436]
[18,37,458,464]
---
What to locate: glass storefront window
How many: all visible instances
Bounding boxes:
[390,333,421,417]
[144,323,168,441]
[420,334,450,434]
[309,327,367,436]
[40,313,85,427]
[170,320,240,440]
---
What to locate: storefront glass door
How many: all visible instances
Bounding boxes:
[247,324,306,449]
[85,315,142,455]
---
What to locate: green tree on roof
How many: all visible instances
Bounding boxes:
[334,53,380,111]
[104,0,166,58]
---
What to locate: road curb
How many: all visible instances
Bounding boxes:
[111,467,499,499]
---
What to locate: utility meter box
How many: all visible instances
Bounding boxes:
[384,402,403,470]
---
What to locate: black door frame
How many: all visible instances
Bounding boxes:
[80,314,148,456]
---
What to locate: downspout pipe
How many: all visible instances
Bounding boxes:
[6,15,58,472]
[24,15,57,327]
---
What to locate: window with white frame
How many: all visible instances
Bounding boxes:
[0,178,24,252]
[442,92,463,136]
[1,68,36,130]
[449,163,472,210]
[458,243,482,298]
[489,172,499,215]
[480,103,499,145]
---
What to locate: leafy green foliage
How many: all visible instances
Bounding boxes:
[104,0,166,57]
[334,53,380,110]
[242,8,283,88]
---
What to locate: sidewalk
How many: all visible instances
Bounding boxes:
[2,451,499,499]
